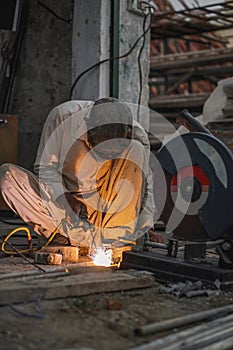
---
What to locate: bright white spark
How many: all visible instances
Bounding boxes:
[93,248,112,267]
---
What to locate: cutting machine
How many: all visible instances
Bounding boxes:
[121,110,233,289]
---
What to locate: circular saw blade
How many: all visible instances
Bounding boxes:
[156,132,233,241]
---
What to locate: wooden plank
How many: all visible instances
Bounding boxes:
[0,270,155,305]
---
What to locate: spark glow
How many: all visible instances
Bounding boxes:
[93,248,112,267]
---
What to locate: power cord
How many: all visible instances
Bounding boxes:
[36,0,71,24]
[137,14,151,120]
[1,219,65,256]
[69,11,152,100]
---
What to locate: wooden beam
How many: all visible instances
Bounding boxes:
[0,270,155,305]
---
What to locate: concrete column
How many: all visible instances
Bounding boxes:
[118,3,150,130]
[72,0,111,100]
[72,0,150,128]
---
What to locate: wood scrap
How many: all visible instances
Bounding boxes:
[0,270,155,306]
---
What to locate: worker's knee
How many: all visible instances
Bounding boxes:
[0,163,18,190]
[0,163,17,177]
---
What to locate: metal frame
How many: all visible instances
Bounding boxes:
[151,1,233,39]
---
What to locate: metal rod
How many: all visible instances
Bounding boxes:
[146,321,233,350]
[0,237,46,273]
[131,313,233,350]
[182,325,233,350]
[135,303,233,336]
[201,335,233,350]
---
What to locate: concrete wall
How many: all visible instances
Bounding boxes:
[4,0,150,170]
[9,0,73,170]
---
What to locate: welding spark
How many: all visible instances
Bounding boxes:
[92,247,112,267]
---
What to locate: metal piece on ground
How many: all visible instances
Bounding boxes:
[34,251,63,265]
[163,280,204,297]
[132,313,233,350]
[135,303,233,336]
[120,250,233,290]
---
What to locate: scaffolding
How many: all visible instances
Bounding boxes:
[149,0,233,119]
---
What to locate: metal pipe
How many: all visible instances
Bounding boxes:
[132,313,233,350]
[201,336,233,350]
[135,303,233,336]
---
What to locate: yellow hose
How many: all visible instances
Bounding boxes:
[1,226,33,255]
[1,219,65,255]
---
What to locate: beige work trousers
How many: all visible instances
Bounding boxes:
[0,154,144,246]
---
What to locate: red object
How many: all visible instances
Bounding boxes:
[171,165,211,193]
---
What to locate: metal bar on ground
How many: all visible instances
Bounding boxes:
[135,303,233,336]
[131,313,233,350]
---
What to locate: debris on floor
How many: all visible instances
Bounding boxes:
[162,279,221,298]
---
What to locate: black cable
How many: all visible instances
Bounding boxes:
[69,13,152,100]
[36,0,71,24]
[8,296,44,319]
[137,14,151,120]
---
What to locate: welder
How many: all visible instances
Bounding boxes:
[0,97,158,250]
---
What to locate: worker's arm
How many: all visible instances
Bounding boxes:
[33,100,93,202]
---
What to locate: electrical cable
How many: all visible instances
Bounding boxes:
[1,219,65,256]
[137,13,151,120]
[36,0,71,24]
[1,226,32,255]
[69,12,152,100]
[8,296,44,319]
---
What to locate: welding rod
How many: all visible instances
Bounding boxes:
[135,303,233,336]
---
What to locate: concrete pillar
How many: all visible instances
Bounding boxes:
[72,0,111,100]
[72,0,150,128]
[118,2,150,130]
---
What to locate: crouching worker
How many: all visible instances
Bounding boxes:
[0,97,156,252]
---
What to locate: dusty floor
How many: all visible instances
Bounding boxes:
[1,220,233,350]
[1,259,233,350]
